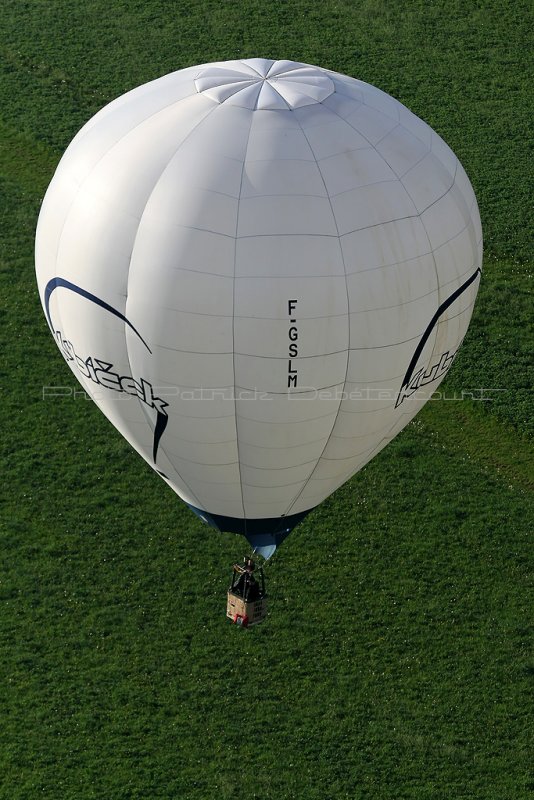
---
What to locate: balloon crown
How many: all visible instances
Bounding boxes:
[195,58,335,110]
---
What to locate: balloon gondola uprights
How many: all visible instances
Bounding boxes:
[227,560,267,627]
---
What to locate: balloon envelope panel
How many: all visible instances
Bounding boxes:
[35,59,482,552]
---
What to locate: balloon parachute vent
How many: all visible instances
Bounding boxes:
[195,59,335,110]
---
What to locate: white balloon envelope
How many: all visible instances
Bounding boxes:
[36,59,482,557]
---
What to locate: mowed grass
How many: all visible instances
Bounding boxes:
[0,2,532,799]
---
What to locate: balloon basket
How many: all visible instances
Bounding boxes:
[227,592,267,627]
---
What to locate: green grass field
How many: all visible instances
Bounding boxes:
[1,2,532,798]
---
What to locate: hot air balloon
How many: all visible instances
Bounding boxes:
[35,59,482,562]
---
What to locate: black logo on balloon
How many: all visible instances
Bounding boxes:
[43,277,168,464]
[395,267,481,408]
